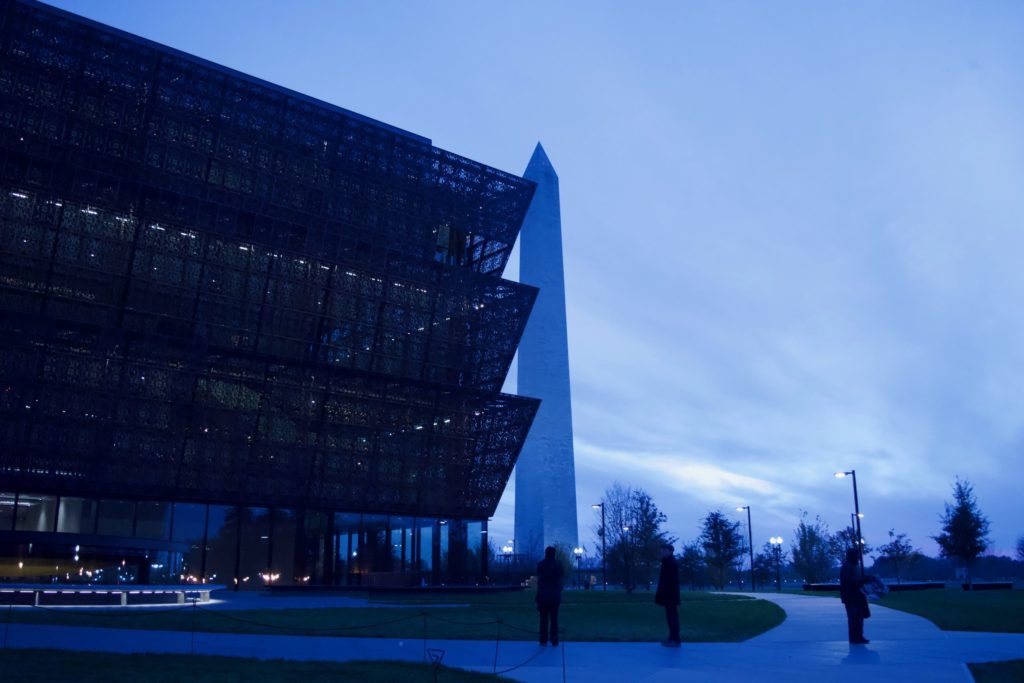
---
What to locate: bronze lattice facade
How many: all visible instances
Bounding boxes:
[0,0,538,587]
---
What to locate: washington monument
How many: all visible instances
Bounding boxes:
[514,143,579,556]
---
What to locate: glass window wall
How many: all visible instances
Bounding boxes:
[204,505,239,587]
[437,519,450,583]
[390,516,413,575]
[135,501,172,540]
[15,494,57,532]
[333,512,360,585]
[418,518,433,577]
[467,521,484,585]
[238,506,270,589]
[146,550,174,584]
[56,497,98,534]
[0,489,487,588]
[171,502,207,582]
[96,499,134,536]
[1,492,17,530]
[361,513,390,576]
[272,509,298,585]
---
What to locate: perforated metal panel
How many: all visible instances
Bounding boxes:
[0,0,538,520]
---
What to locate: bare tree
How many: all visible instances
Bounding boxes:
[1017,535,1024,563]
[595,483,669,593]
[933,478,990,588]
[699,510,746,590]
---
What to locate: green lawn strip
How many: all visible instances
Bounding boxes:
[878,590,1024,633]
[0,649,514,683]
[4,591,784,642]
[967,659,1024,683]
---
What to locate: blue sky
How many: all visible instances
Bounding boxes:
[48,0,1024,559]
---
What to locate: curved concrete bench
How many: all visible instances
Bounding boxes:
[0,584,226,606]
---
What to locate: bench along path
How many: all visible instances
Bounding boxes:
[3,592,1022,682]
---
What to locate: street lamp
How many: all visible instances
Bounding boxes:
[834,470,864,576]
[769,536,783,592]
[736,506,755,592]
[573,547,583,589]
[502,541,514,585]
[850,513,865,557]
[592,503,606,590]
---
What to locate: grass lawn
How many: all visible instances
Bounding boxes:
[3,590,784,642]
[878,589,1024,633]
[0,649,514,682]
[967,659,1024,683]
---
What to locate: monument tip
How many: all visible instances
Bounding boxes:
[525,141,557,181]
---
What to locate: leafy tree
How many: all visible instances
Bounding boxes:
[1017,536,1024,563]
[699,510,746,590]
[677,541,706,590]
[876,529,921,584]
[790,512,834,584]
[932,478,990,587]
[753,542,778,589]
[596,483,669,593]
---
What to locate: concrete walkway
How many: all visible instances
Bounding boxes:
[3,592,1022,681]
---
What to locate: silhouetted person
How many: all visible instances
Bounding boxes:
[535,546,563,646]
[840,548,870,644]
[655,543,681,647]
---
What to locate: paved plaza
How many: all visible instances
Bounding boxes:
[3,592,1022,682]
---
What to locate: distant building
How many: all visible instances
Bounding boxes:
[0,0,539,587]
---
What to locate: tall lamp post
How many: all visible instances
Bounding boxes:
[573,547,583,589]
[591,503,606,590]
[769,536,783,592]
[834,470,864,576]
[736,506,755,592]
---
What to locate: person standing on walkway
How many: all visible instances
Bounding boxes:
[535,545,563,646]
[655,543,681,647]
[840,548,871,644]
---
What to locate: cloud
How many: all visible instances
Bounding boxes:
[578,440,777,499]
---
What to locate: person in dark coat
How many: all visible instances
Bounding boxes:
[839,548,871,644]
[535,546,563,646]
[654,543,681,647]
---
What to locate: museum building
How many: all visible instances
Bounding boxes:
[0,0,539,587]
